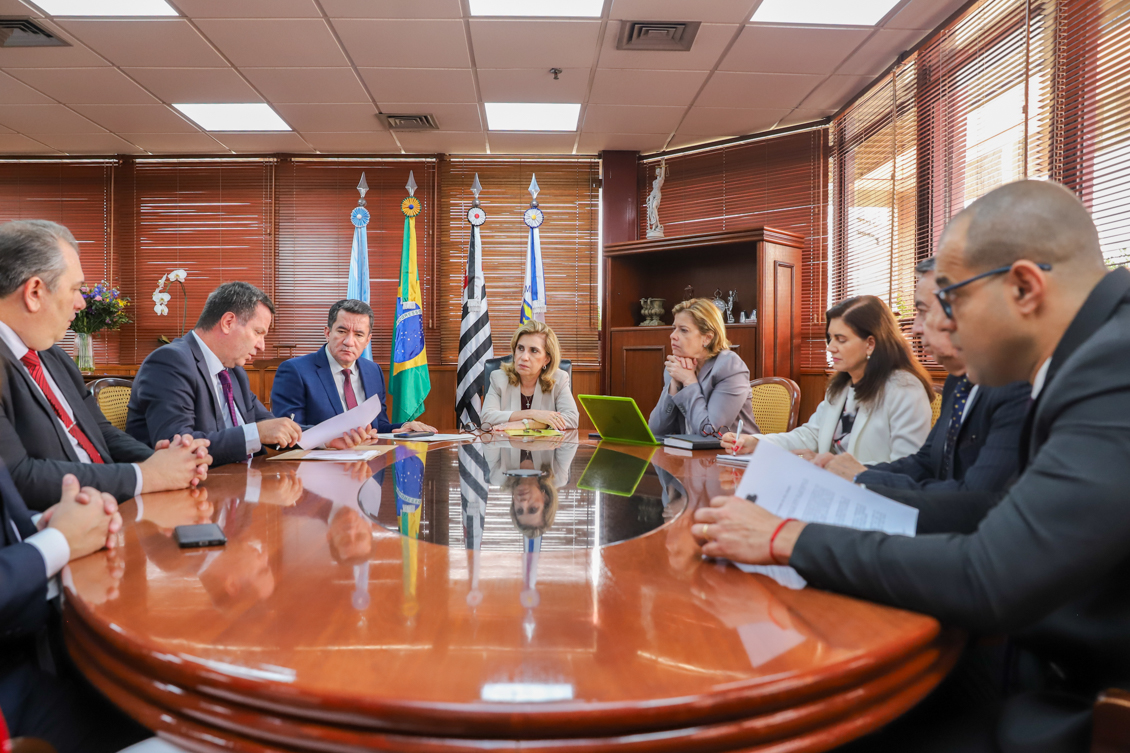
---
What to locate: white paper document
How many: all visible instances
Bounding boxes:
[374,433,475,443]
[300,449,384,461]
[729,440,919,587]
[298,393,383,450]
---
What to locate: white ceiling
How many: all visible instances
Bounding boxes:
[0,0,966,156]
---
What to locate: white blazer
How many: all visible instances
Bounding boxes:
[757,370,933,464]
[480,368,580,429]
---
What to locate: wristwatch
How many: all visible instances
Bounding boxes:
[522,418,531,430]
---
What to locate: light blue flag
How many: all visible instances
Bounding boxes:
[348,172,372,361]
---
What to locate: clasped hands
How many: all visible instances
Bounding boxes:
[665,355,698,392]
[493,410,568,432]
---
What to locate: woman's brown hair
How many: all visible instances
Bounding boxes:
[825,295,934,406]
[500,319,562,393]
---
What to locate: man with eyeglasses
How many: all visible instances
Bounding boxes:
[694,179,1130,751]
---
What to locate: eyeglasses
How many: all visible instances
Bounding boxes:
[934,262,1052,318]
[460,422,496,441]
[701,422,724,438]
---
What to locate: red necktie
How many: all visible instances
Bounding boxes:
[20,351,104,464]
[341,368,358,410]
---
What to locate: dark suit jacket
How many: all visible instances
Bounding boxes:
[790,267,1130,697]
[126,333,274,468]
[856,374,1029,494]
[0,341,153,511]
[0,463,50,655]
[270,347,395,434]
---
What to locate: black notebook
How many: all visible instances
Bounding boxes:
[663,434,723,450]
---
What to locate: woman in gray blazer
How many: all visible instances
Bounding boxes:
[648,298,758,437]
[481,320,579,431]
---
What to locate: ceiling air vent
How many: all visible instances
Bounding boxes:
[616,21,701,52]
[379,114,439,131]
[0,18,68,48]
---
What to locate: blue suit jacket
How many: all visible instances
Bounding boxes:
[0,464,50,648]
[270,347,396,435]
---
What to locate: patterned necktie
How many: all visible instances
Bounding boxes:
[341,367,358,410]
[941,376,973,479]
[216,369,241,427]
[20,351,104,464]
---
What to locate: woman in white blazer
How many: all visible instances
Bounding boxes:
[480,320,579,431]
[723,295,934,464]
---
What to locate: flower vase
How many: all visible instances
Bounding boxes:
[75,332,95,373]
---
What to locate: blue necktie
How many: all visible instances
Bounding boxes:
[942,376,973,479]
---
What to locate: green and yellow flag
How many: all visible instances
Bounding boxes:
[390,171,431,423]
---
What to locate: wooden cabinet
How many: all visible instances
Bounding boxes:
[602,228,803,409]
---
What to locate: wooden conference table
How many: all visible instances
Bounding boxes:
[62,433,962,752]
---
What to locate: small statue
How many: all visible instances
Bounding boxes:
[683,285,693,302]
[725,290,737,324]
[645,160,667,239]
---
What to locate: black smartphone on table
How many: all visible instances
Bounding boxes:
[174,523,227,549]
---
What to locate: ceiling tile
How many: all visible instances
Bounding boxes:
[274,103,382,132]
[838,27,927,76]
[0,134,59,154]
[395,131,487,154]
[0,71,54,104]
[242,67,369,104]
[609,0,753,24]
[35,133,144,154]
[173,0,320,17]
[8,68,158,105]
[0,0,43,16]
[210,132,314,153]
[665,133,720,150]
[577,132,669,153]
[54,19,226,68]
[0,122,12,134]
[676,106,790,136]
[487,133,576,154]
[122,67,259,103]
[589,69,709,106]
[302,131,400,153]
[70,104,200,133]
[0,20,109,68]
[194,19,348,68]
[118,132,230,153]
[696,71,825,108]
[775,108,835,128]
[470,20,600,69]
[722,26,870,74]
[320,0,462,18]
[477,68,588,104]
[334,20,469,68]
[362,68,477,104]
[581,104,684,134]
[598,22,737,71]
[0,104,104,134]
[379,103,483,131]
[885,0,967,31]
[799,74,874,110]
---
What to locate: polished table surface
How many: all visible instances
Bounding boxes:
[62,433,962,752]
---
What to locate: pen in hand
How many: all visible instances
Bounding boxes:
[732,419,743,455]
[274,414,297,451]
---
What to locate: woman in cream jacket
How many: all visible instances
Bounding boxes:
[480,320,579,431]
[723,295,934,464]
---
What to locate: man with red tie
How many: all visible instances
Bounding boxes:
[0,220,211,511]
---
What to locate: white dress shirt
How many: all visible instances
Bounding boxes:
[1031,357,1052,399]
[326,346,367,410]
[190,331,261,456]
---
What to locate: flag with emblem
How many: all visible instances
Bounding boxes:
[520,174,547,324]
[456,173,494,427]
[390,171,431,423]
[347,172,373,361]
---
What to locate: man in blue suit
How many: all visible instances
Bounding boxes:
[271,299,435,436]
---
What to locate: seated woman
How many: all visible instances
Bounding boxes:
[481,320,579,431]
[648,298,758,438]
[723,295,934,463]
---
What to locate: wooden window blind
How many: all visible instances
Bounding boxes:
[274,159,437,362]
[636,131,829,369]
[438,158,600,365]
[0,160,118,362]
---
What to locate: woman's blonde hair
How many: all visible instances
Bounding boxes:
[671,298,730,358]
[501,320,562,393]
[505,467,559,538]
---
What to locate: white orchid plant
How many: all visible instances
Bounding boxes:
[153,268,188,338]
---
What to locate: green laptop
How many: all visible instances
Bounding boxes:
[577,395,661,446]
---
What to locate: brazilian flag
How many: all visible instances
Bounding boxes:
[391,188,431,423]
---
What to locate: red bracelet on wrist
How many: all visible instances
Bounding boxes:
[769,518,796,565]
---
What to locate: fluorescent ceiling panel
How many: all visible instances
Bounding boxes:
[750,0,900,26]
[173,103,290,131]
[469,0,603,17]
[485,103,581,131]
[32,0,178,15]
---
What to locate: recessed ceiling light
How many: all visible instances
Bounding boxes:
[469,0,603,18]
[485,103,581,131]
[750,0,900,26]
[32,0,178,16]
[173,104,290,132]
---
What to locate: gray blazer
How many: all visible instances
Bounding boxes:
[127,333,274,467]
[648,349,758,437]
[480,368,579,429]
[0,340,152,510]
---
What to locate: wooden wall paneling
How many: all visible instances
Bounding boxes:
[601,151,639,246]
[757,240,803,381]
[798,371,828,425]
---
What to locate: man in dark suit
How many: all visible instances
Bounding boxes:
[0,220,210,511]
[270,298,435,436]
[815,256,1029,494]
[127,281,304,467]
[696,180,1130,751]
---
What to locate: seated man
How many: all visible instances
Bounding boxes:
[127,281,302,467]
[270,298,435,435]
[0,220,210,511]
[696,180,1130,751]
[816,256,1029,493]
